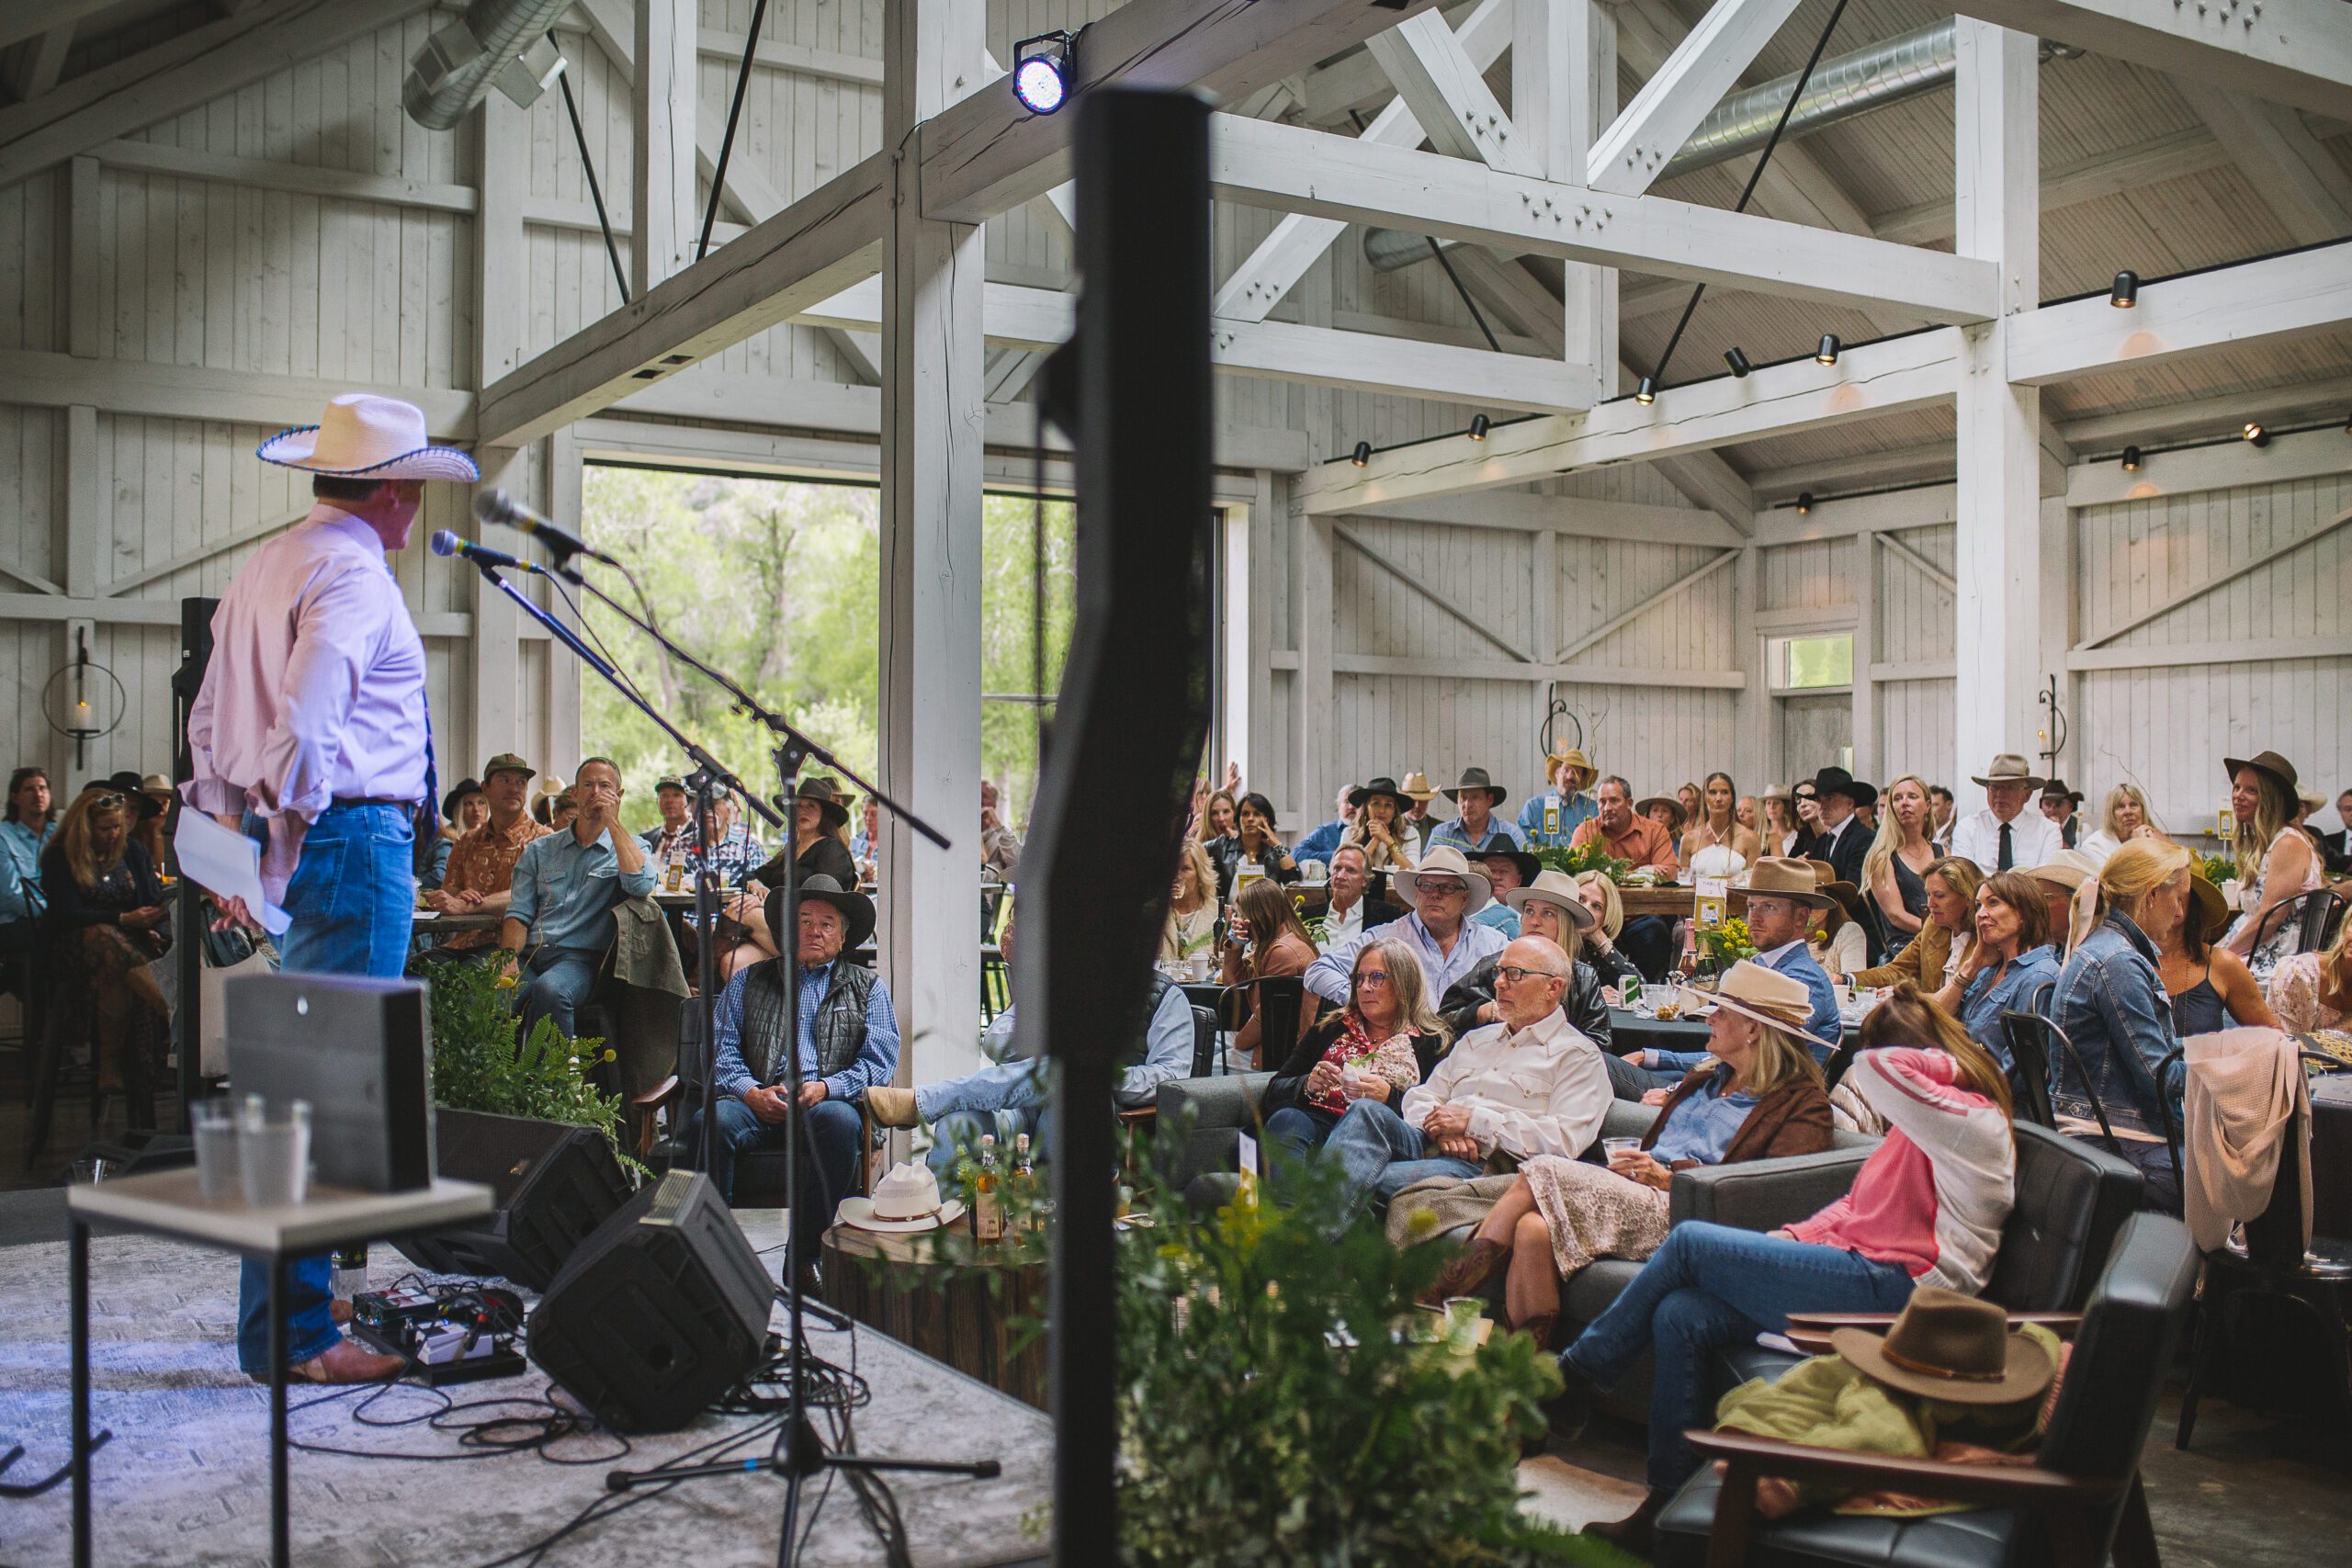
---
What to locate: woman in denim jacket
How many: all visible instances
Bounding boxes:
[2042,839,2189,1213]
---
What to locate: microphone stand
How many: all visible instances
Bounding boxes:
[490,548,988,1558]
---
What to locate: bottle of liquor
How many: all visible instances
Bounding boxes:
[1012,1133,1036,1235]
[973,1134,1004,1245]
[330,1244,368,1304]
[663,836,686,894]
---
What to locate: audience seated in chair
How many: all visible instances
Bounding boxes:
[1569,778,1679,976]
[39,788,171,1116]
[496,756,652,1036]
[1,766,53,1004]
[1219,878,1319,1068]
[1261,934,1449,1162]
[1304,845,1507,1015]
[1313,843,1403,955]
[421,752,546,953]
[1928,870,2063,1068]
[1439,868,1613,1066]
[864,905,1192,1174]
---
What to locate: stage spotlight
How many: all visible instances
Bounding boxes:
[1724,347,1752,378]
[1011,31,1075,116]
[2109,271,2138,308]
[1635,376,1657,405]
[1795,492,1814,515]
[1815,334,1839,366]
[1467,414,1489,442]
[2243,422,2269,447]
[1351,440,1372,467]
[2120,446,2142,472]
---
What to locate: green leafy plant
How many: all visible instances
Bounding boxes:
[1533,841,1632,884]
[423,958,643,1179]
[2196,853,2240,886]
[1696,915,1757,967]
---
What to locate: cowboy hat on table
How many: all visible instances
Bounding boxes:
[257,392,480,481]
[837,1161,967,1234]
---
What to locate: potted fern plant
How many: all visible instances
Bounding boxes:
[424,958,640,1176]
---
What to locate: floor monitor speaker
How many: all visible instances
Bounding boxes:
[526,1170,772,1432]
[390,1108,631,1290]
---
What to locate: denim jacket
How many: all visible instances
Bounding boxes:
[2042,913,2182,1138]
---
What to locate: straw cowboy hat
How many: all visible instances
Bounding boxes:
[1762,783,1794,806]
[1830,1287,2055,1405]
[1971,752,2047,790]
[1745,856,1838,910]
[1634,795,1687,833]
[1393,845,1491,905]
[256,392,480,481]
[1675,959,1833,1055]
[2024,848,2099,896]
[1504,868,1599,931]
[1440,766,1510,808]
[2222,749,2298,795]
[1397,771,1440,803]
[1546,748,1597,791]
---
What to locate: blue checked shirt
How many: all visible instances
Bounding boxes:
[1424,816,1527,855]
[711,958,901,1104]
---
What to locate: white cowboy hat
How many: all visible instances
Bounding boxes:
[256,392,481,481]
[1392,844,1492,905]
[836,1162,968,1235]
[1676,959,1834,1055]
[1503,868,1598,931]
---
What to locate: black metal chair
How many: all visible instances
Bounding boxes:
[2001,1010,2058,1128]
[2244,886,2348,959]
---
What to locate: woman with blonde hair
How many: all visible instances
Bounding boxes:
[2078,783,2164,868]
[1193,786,1238,845]
[38,789,172,1110]
[1842,855,1979,991]
[1862,774,1939,950]
[1419,961,1832,1348]
[1571,870,1643,989]
[1219,877,1321,1068]
[2268,912,2351,1035]
[2220,750,2318,979]
[1262,934,1447,1157]
[2048,838,2191,1212]
[1758,785,1801,860]
[1679,772,1759,869]
[1162,837,1218,964]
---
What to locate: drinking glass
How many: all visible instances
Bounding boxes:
[1601,1136,1643,1165]
[240,1099,312,1208]
[1443,1297,1485,1352]
[192,1099,242,1201]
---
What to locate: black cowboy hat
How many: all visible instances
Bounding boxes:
[1474,844,1541,886]
[789,775,854,832]
[2040,778,2086,806]
[441,777,483,823]
[1808,765,1875,807]
[766,873,876,954]
[1348,775,1415,814]
[101,770,165,821]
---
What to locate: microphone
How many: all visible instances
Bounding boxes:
[473,489,609,565]
[429,530,540,575]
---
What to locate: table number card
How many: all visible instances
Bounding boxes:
[1236,1132,1261,1208]
[1694,877,1730,931]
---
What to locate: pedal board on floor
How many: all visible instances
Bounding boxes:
[352,1285,528,1385]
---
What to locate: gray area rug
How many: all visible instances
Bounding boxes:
[0,1210,1051,1567]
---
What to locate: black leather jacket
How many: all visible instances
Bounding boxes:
[1437,956,1613,1054]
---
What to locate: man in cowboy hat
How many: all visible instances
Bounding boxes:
[497,755,654,1037]
[423,752,548,952]
[2039,778,2086,850]
[1470,844,1541,939]
[641,776,694,862]
[694,875,900,1256]
[1642,861,1844,1078]
[1519,749,1600,848]
[1439,869,1611,1052]
[1397,769,1441,840]
[1316,842,1406,953]
[1792,766,1872,889]
[2023,848,2098,956]
[1303,844,1509,1010]
[1951,752,2060,873]
[862,904,1193,1173]
[186,390,479,1385]
[1567,776,1680,977]
[1424,766,1526,856]
[1292,782,1360,868]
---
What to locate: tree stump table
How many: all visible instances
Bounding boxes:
[820,1223,1050,1410]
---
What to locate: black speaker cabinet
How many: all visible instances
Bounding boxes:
[390,1108,631,1291]
[223,971,434,1192]
[526,1170,772,1433]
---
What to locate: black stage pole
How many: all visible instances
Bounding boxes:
[1028,87,1216,1567]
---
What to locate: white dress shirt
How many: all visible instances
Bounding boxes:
[1950,807,2063,872]
[1399,1006,1611,1163]
[1317,893,1368,954]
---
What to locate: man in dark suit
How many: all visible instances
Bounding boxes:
[1794,766,1873,890]
[1316,843,1403,953]
[2318,787,2352,875]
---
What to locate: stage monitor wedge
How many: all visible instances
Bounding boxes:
[390,1108,631,1291]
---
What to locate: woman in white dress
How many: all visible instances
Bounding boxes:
[2221,751,2320,980]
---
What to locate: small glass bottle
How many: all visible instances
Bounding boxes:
[973,1134,1004,1245]
[1012,1133,1036,1235]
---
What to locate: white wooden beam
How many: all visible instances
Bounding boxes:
[0,347,473,433]
[5,25,75,103]
[1335,522,1533,663]
[1334,650,1749,688]
[1878,530,1957,594]
[695,26,882,88]
[1520,0,1618,411]
[2079,501,2352,649]
[1653,449,1758,541]
[1874,128,2226,247]
[2064,422,2352,506]
[2056,373,2352,450]
[2007,243,2352,387]
[0,0,429,189]
[2067,633,2352,673]
[1297,327,1961,513]
[1208,117,2002,324]
[1752,440,1956,501]
[472,87,530,775]
[1365,6,1542,177]
[1589,0,1805,197]
[1343,491,1747,547]
[1947,0,2352,120]
[633,0,699,294]
[1213,318,1599,412]
[2174,82,2352,246]
[0,1,111,54]
[94,139,478,211]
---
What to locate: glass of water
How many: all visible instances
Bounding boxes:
[192,1098,242,1201]
[240,1098,312,1208]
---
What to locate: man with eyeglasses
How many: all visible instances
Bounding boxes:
[1303,846,1507,1010]
[1314,934,1611,1219]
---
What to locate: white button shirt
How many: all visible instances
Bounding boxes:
[1950,807,2063,873]
[1399,1005,1612,1163]
[1317,893,1368,954]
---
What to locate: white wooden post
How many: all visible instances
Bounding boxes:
[471,91,530,775]
[632,0,699,297]
[1295,500,1337,835]
[1950,20,2041,815]
[1518,0,1616,405]
[878,0,986,1088]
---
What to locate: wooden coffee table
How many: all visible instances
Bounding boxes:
[820,1222,1049,1410]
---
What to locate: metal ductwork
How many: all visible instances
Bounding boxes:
[403,0,572,131]
[1363,23,2082,275]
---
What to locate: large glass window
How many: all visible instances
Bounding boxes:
[1767,632,1855,693]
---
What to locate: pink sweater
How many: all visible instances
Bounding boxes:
[1786,1049,2015,1295]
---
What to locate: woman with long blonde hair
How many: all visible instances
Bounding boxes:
[2268,909,2352,1035]
[2079,783,2164,868]
[1162,837,1219,964]
[2221,752,2317,979]
[1861,774,1939,950]
[1572,870,1642,989]
[38,789,172,1107]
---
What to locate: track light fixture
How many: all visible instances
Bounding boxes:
[1815,334,1840,367]
[1634,376,1657,405]
[1724,347,1752,378]
[1011,30,1076,115]
[2120,446,2142,472]
[1351,440,1372,468]
[2109,270,2139,308]
[1795,492,1814,515]
[2243,422,2269,447]
[1467,414,1490,442]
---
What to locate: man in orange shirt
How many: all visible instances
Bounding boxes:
[1567,776,1679,977]
[422,752,548,951]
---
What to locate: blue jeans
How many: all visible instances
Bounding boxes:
[239,803,414,1374]
[516,945,602,1040]
[1262,1104,1342,1164]
[1606,1052,1680,1100]
[918,1059,1051,1177]
[1319,1098,1480,1218]
[694,1094,864,1247]
[1560,1222,1917,1488]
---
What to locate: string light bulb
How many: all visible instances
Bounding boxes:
[1467,414,1489,442]
[2120,446,2142,472]
[2109,270,2139,308]
[2243,422,2269,447]
[1815,334,1839,367]
[1724,347,1752,378]
[1634,376,1657,405]
[1794,492,1814,515]
[1350,440,1371,468]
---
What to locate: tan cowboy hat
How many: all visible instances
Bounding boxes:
[2186,874,2231,944]
[256,392,481,481]
[1393,844,1491,904]
[2222,749,2298,795]
[1804,859,1867,925]
[1971,752,2047,790]
[2298,786,2327,815]
[1634,795,1687,833]
[1762,783,1794,805]
[1745,856,1837,909]
[1396,770,1440,802]
[2023,848,2098,895]
[1547,749,1596,791]
[1675,959,1833,1054]
[1830,1287,2055,1405]
[1504,868,1599,931]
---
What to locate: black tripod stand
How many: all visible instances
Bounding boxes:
[466,501,989,1560]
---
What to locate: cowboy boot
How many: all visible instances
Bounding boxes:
[863,1086,920,1128]
[1583,1487,1671,1556]
[1415,1237,1507,1308]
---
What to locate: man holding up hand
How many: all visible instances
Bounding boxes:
[499,756,653,1037]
